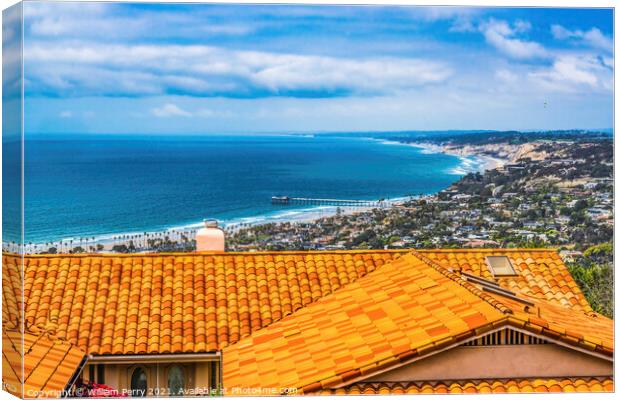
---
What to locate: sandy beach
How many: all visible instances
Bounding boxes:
[10,196,416,254]
[401,142,510,172]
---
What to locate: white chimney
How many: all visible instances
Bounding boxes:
[196,219,225,252]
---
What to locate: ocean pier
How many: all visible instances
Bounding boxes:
[271,196,388,208]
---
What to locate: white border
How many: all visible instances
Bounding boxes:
[0,1,616,400]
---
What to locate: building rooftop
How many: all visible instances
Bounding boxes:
[2,325,85,398]
[3,248,593,357]
[2,248,613,395]
[221,251,612,393]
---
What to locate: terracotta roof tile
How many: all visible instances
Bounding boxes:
[2,256,23,329]
[491,291,614,352]
[3,248,599,361]
[222,251,612,393]
[419,249,591,312]
[5,251,402,355]
[222,253,507,392]
[2,327,85,398]
[321,378,613,394]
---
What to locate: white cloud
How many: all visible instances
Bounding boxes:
[583,29,614,52]
[480,19,547,60]
[551,25,613,53]
[25,42,453,97]
[414,7,477,33]
[152,103,192,117]
[59,110,72,118]
[528,55,612,92]
[448,18,476,33]
[551,24,574,40]
[24,2,252,40]
[416,7,475,22]
[513,20,532,33]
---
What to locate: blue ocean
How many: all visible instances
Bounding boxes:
[5,134,480,243]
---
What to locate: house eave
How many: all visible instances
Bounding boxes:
[332,324,613,389]
[87,352,221,364]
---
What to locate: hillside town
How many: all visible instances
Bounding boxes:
[6,133,612,315]
[227,137,612,254]
[225,135,614,315]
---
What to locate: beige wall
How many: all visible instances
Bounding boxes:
[82,361,220,396]
[366,344,612,382]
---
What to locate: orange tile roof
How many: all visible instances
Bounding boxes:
[2,326,86,399]
[487,290,614,356]
[4,251,403,355]
[318,377,614,394]
[2,254,23,328]
[1,248,596,358]
[414,251,614,355]
[222,251,612,393]
[419,249,591,312]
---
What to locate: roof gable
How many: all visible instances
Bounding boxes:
[222,253,508,393]
[320,378,614,394]
[488,291,613,355]
[221,251,612,393]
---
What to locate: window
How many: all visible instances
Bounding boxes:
[167,365,184,396]
[210,361,218,392]
[97,365,105,384]
[130,368,148,397]
[485,256,517,276]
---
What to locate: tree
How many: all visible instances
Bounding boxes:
[568,259,613,317]
[583,242,613,261]
[573,199,588,211]
[112,244,129,253]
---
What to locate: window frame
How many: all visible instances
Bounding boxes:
[129,366,149,397]
[166,364,186,396]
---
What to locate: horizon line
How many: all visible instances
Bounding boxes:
[20,128,615,137]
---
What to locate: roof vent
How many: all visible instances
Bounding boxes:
[196,219,225,252]
[485,256,517,277]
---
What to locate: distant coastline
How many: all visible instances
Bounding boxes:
[9,134,479,253]
[377,140,509,173]
[9,132,566,255]
[2,135,583,254]
[409,143,508,172]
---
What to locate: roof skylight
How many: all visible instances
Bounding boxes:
[485,256,518,277]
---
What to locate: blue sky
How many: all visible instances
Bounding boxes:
[21,2,613,134]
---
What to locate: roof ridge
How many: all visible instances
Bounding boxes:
[409,250,514,315]
[10,247,562,259]
[417,248,560,253]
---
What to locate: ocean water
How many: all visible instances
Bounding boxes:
[7,134,480,243]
